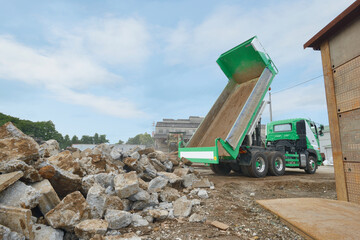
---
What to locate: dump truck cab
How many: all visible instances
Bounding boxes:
[266,118,323,168]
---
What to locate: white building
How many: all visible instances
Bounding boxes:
[319,126,333,165]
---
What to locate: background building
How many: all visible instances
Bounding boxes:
[319,126,333,165]
[154,116,204,152]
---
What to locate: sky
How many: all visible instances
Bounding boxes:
[0,0,355,143]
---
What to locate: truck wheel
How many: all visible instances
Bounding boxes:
[305,156,317,174]
[210,163,231,176]
[268,152,286,176]
[247,152,268,178]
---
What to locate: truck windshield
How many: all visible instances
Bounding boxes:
[274,123,292,132]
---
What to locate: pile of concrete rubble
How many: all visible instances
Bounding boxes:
[0,122,213,240]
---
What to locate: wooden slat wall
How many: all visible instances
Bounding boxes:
[321,41,360,204]
[320,41,348,201]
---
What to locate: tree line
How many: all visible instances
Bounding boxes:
[0,112,109,149]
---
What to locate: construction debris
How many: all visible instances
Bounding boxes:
[0,122,215,239]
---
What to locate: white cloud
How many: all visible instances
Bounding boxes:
[0,16,151,118]
[268,82,327,118]
[163,0,354,67]
[53,17,151,66]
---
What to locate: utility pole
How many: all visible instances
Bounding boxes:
[268,88,273,122]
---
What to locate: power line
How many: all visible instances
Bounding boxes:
[272,75,323,94]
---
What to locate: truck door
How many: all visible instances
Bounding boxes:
[296,120,306,150]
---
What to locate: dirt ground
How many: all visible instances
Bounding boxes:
[124,166,336,239]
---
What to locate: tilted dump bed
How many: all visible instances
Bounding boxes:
[179,36,277,164]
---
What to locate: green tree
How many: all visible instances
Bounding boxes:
[71,135,79,144]
[80,135,93,144]
[126,132,154,147]
[99,134,109,143]
[118,140,124,144]
[94,133,99,144]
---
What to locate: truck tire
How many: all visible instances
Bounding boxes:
[268,152,286,176]
[230,163,242,174]
[210,163,231,176]
[246,151,268,178]
[305,155,317,174]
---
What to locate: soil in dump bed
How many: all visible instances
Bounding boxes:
[188,78,258,156]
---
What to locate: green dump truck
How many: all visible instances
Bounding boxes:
[178,36,323,178]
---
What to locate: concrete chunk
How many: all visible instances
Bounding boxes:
[105,209,132,229]
[0,204,34,240]
[48,166,82,198]
[75,219,108,240]
[192,178,211,188]
[31,179,60,215]
[114,172,140,199]
[148,176,168,192]
[0,160,42,183]
[173,196,192,218]
[33,223,64,240]
[86,184,107,219]
[0,122,40,164]
[39,139,60,158]
[131,214,149,227]
[159,187,180,202]
[0,181,40,209]
[0,224,25,240]
[45,191,91,232]
[173,168,190,177]
[0,171,23,192]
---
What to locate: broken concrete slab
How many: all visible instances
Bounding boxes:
[0,223,25,240]
[192,178,211,188]
[0,160,42,183]
[38,165,56,179]
[31,179,61,215]
[81,172,115,194]
[0,204,34,240]
[33,223,64,240]
[189,213,206,223]
[48,151,84,177]
[173,168,190,177]
[45,191,91,232]
[86,184,107,219]
[105,209,132,229]
[148,151,167,162]
[157,172,182,185]
[159,187,180,202]
[182,173,197,188]
[0,122,40,164]
[47,166,82,198]
[131,200,148,210]
[198,189,209,199]
[105,195,124,211]
[173,196,192,218]
[0,171,23,192]
[129,189,150,202]
[138,147,155,156]
[0,181,40,209]
[114,171,140,199]
[39,139,60,158]
[148,176,168,192]
[74,219,108,240]
[149,158,166,172]
[148,209,168,220]
[131,213,149,227]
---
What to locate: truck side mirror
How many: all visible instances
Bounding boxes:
[319,125,324,136]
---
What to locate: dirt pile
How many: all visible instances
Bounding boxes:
[0,122,214,240]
